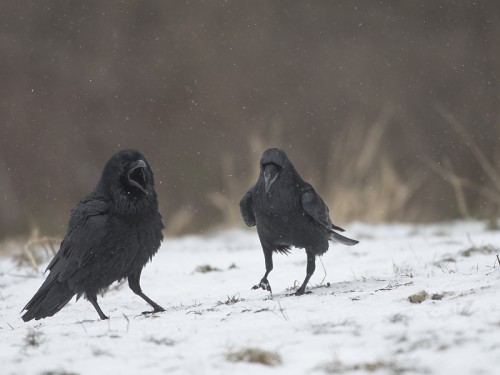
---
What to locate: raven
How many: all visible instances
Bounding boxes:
[22,149,165,321]
[240,148,358,296]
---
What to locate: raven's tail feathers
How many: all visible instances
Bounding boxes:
[331,224,345,232]
[329,231,359,246]
[21,279,74,322]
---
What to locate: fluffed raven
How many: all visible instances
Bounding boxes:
[22,149,165,321]
[240,148,359,296]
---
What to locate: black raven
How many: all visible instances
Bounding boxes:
[240,148,359,296]
[22,149,165,321]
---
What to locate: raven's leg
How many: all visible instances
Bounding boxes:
[87,293,109,320]
[128,271,165,314]
[295,250,316,296]
[252,246,273,293]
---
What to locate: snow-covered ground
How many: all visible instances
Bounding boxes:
[1,222,500,375]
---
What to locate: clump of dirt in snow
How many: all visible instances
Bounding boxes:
[408,291,451,303]
[194,264,221,273]
[430,292,453,300]
[408,291,428,303]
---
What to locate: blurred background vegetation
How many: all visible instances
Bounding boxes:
[1,1,499,240]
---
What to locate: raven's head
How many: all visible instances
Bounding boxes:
[259,148,288,193]
[100,149,156,202]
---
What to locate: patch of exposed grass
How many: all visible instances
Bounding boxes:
[186,309,204,315]
[145,336,175,346]
[403,336,438,353]
[14,230,61,271]
[441,255,456,262]
[431,292,452,300]
[24,327,44,348]
[319,359,416,374]
[226,347,282,366]
[254,308,271,313]
[91,347,112,357]
[435,244,498,271]
[311,320,358,335]
[458,305,474,317]
[376,280,413,292]
[459,244,497,257]
[388,313,409,325]
[433,255,456,267]
[392,262,413,277]
[408,291,428,304]
[217,294,244,306]
[194,264,221,273]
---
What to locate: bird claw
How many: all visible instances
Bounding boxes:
[251,280,272,293]
[288,289,313,296]
[141,307,165,316]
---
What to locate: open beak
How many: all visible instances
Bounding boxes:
[127,160,148,195]
[263,164,280,193]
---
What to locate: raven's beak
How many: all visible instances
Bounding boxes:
[128,160,148,195]
[263,164,280,193]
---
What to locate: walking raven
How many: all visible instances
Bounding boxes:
[22,149,165,321]
[240,148,358,296]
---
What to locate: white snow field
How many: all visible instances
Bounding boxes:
[1,222,500,375]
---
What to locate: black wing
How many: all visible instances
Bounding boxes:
[21,196,111,319]
[239,187,256,227]
[301,188,358,246]
[300,188,334,231]
[46,197,110,288]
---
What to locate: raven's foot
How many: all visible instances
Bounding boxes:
[252,279,272,293]
[288,288,313,296]
[141,310,164,316]
[141,306,165,316]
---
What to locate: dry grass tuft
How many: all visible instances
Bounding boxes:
[208,133,266,227]
[217,294,244,306]
[14,229,61,271]
[226,347,282,366]
[319,358,415,374]
[145,336,175,346]
[24,327,44,348]
[459,245,497,257]
[426,105,500,219]
[324,108,425,223]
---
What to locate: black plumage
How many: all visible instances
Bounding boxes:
[240,148,359,296]
[22,149,165,321]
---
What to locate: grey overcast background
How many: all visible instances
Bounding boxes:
[1,1,499,239]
